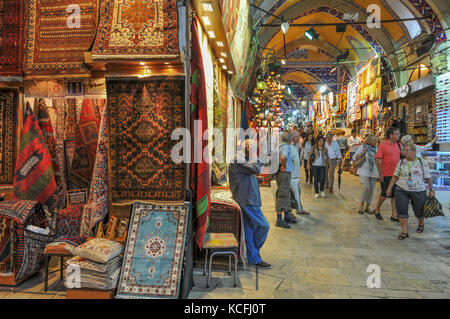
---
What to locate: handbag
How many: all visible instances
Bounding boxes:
[423,196,444,218]
[353,152,366,168]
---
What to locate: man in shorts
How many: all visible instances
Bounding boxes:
[374,127,401,221]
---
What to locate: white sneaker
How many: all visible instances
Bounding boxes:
[321,191,326,198]
[314,193,319,198]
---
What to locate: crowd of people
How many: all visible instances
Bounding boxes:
[227,125,438,269]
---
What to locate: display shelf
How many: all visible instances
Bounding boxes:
[422,151,450,206]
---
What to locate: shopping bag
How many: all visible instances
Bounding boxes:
[423,196,445,218]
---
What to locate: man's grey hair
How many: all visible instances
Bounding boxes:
[281,132,291,143]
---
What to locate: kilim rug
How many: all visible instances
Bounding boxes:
[211,63,227,186]
[0,89,18,185]
[0,0,24,77]
[24,0,98,75]
[107,78,186,202]
[64,98,79,173]
[80,104,109,237]
[13,103,57,212]
[92,0,179,59]
[116,202,188,299]
[69,99,104,189]
[37,99,66,209]
[190,19,210,250]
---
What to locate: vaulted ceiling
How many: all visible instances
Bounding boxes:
[251,0,448,100]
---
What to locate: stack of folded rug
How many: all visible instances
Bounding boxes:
[66,238,123,290]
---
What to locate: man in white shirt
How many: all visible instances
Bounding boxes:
[347,129,361,162]
[290,131,310,215]
[324,132,342,193]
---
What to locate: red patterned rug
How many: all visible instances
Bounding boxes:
[69,99,104,189]
[0,0,24,77]
[92,0,178,58]
[0,89,18,185]
[107,78,186,202]
[24,0,98,75]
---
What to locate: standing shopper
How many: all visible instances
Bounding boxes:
[307,135,330,198]
[324,132,342,193]
[300,133,314,184]
[337,131,348,157]
[386,143,435,240]
[348,129,362,162]
[229,139,271,268]
[354,134,379,214]
[275,132,297,229]
[374,127,401,221]
[290,132,310,216]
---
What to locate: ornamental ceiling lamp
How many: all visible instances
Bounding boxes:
[305,27,319,41]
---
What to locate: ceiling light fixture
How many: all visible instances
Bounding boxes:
[202,16,211,26]
[281,21,290,34]
[208,31,216,39]
[281,59,286,65]
[305,27,319,41]
[220,52,227,57]
[222,65,227,70]
[219,58,225,63]
[202,2,214,12]
[319,85,328,94]
[216,41,224,47]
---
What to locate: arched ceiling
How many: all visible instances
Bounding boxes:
[251,0,448,97]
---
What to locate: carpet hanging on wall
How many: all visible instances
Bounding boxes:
[0,0,24,78]
[92,0,179,59]
[69,99,104,190]
[80,104,109,237]
[37,98,66,209]
[116,202,189,299]
[13,104,57,212]
[190,19,210,250]
[24,0,98,75]
[107,78,186,203]
[0,89,18,185]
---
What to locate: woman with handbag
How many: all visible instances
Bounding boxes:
[386,143,435,240]
[353,134,379,214]
[307,135,330,198]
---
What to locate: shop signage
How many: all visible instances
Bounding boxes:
[388,75,433,101]
[399,84,410,98]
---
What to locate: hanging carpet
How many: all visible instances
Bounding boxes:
[190,19,210,250]
[92,0,179,59]
[0,0,24,78]
[24,0,98,75]
[107,78,186,203]
[0,89,18,185]
[69,99,104,190]
[13,104,57,212]
[116,202,189,299]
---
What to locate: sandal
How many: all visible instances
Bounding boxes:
[416,224,424,233]
[358,209,364,214]
[397,232,409,240]
[364,208,375,214]
[390,217,399,222]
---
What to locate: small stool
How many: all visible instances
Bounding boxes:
[202,233,238,288]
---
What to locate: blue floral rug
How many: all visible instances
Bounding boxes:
[116,202,189,299]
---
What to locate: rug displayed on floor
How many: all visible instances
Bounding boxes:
[24,0,98,75]
[116,202,188,299]
[69,99,104,189]
[107,78,186,202]
[13,104,57,212]
[0,89,18,184]
[0,0,24,77]
[92,0,179,58]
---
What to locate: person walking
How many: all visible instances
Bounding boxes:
[324,132,342,193]
[290,131,310,216]
[336,131,348,156]
[275,132,297,229]
[348,129,362,163]
[374,127,401,221]
[229,139,271,268]
[354,134,379,214]
[307,135,330,198]
[386,143,435,240]
[300,133,314,184]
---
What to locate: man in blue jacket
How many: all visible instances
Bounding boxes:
[229,139,271,269]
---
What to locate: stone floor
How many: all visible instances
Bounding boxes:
[188,172,450,299]
[1,172,449,299]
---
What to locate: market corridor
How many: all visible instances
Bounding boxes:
[189,172,450,299]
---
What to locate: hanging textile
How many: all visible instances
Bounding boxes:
[80,104,109,237]
[241,103,249,130]
[37,98,66,208]
[190,19,211,249]
[24,0,98,75]
[0,0,24,78]
[69,99,104,189]
[211,63,227,186]
[0,89,18,184]
[92,0,178,58]
[13,103,57,212]
[64,98,79,172]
